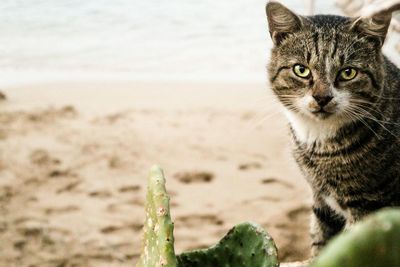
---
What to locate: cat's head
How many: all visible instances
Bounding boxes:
[266,1,392,141]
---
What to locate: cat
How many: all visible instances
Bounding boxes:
[265,1,400,256]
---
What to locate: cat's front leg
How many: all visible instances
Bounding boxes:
[310,199,346,256]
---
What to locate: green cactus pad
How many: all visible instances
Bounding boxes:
[135,165,280,267]
[135,165,177,267]
[177,222,279,267]
[311,208,400,267]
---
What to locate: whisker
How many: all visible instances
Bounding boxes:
[346,105,399,140]
[343,108,383,139]
[350,103,400,126]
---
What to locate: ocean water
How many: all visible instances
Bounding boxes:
[0,0,397,86]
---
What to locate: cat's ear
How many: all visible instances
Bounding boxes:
[351,10,392,46]
[266,1,305,45]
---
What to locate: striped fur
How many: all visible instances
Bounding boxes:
[266,2,400,256]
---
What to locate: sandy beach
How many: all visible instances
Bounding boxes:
[0,81,311,266]
[2,0,400,265]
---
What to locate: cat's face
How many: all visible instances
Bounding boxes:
[266,2,391,136]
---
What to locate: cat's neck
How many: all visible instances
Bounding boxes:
[286,111,342,145]
[285,104,388,149]
[284,110,349,145]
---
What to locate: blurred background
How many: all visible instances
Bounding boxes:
[0,1,398,267]
[1,0,398,87]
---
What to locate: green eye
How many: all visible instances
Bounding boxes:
[339,68,357,81]
[293,64,311,78]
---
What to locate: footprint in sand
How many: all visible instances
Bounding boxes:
[0,221,6,233]
[238,162,262,170]
[108,155,126,169]
[118,185,141,193]
[261,177,294,189]
[100,222,143,234]
[48,169,71,178]
[278,205,312,261]
[124,198,144,207]
[0,186,13,201]
[13,240,26,251]
[24,177,42,186]
[92,111,128,125]
[26,105,77,122]
[176,214,224,227]
[174,171,214,184]
[242,196,281,204]
[44,205,79,215]
[30,149,61,166]
[0,91,6,101]
[100,225,124,234]
[16,220,44,237]
[88,190,112,198]
[56,180,81,194]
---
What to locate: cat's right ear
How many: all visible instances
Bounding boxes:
[266,1,304,45]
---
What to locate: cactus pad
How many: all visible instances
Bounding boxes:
[311,208,400,267]
[177,222,279,267]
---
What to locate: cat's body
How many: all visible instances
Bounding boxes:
[266,2,400,255]
[292,55,400,252]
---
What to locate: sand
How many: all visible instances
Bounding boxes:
[0,81,311,267]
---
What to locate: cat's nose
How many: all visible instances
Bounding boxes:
[313,94,333,107]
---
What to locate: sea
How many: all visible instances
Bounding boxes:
[0,0,398,86]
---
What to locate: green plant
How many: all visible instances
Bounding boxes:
[311,208,400,267]
[177,222,278,267]
[135,166,400,267]
[135,166,177,267]
[135,165,279,267]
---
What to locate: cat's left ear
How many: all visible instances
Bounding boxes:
[351,10,392,46]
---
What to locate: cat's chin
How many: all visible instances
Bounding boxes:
[310,110,334,120]
[284,110,348,144]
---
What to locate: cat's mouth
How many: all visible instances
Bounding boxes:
[310,109,334,119]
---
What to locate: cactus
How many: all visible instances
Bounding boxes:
[135,165,279,267]
[135,166,400,267]
[177,222,279,267]
[135,165,177,267]
[311,208,400,267]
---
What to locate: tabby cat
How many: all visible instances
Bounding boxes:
[266,1,400,255]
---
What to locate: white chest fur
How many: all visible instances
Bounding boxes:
[284,110,342,145]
